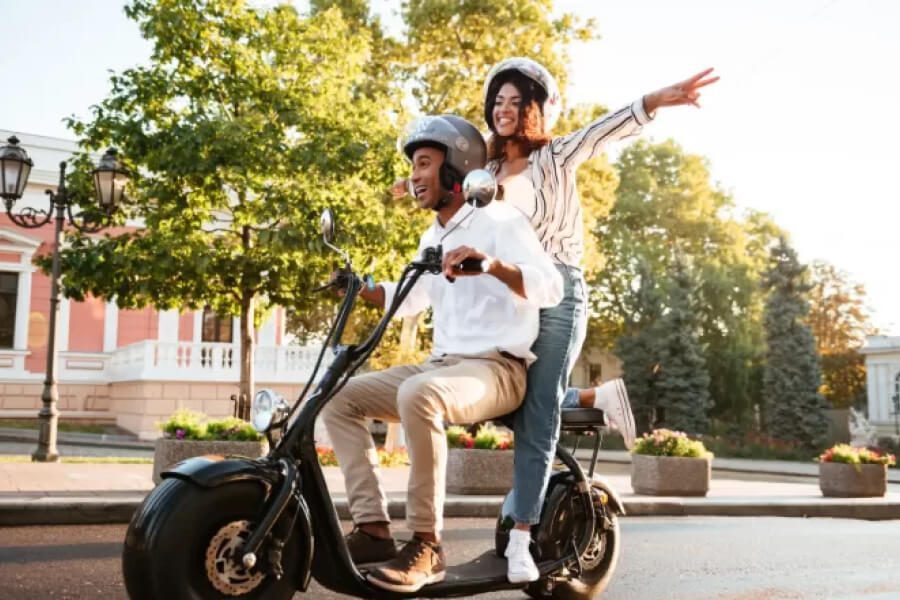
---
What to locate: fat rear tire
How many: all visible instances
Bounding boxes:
[524,484,621,600]
[531,514,619,599]
[122,478,301,599]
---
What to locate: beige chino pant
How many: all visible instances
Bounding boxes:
[321,351,526,533]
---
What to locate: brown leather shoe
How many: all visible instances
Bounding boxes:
[367,537,446,593]
[345,526,398,565]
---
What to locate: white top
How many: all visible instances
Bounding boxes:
[381,201,563,363]
[488,98,653,267]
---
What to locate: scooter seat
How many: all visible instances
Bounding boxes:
[560,407,606,427]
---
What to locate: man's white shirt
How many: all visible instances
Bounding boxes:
[380,201,563,363]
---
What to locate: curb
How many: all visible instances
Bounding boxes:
[0,428,153,451]
[4,495,900,527]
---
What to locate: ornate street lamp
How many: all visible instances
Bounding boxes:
[0,136,129,462]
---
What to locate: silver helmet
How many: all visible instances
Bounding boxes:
[402,114,487,190]
[483,57,562,135]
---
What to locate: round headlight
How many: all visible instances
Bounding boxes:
[251,389,278,433]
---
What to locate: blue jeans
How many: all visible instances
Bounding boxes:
[504,264,587,524]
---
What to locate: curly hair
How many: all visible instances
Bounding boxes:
[485,70,552,161]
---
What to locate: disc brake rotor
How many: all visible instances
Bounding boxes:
[204,520,265,596]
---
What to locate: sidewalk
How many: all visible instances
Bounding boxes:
[1,460,898,526]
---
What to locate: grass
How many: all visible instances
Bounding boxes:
[0,419,115,435]
[0,455,152,464]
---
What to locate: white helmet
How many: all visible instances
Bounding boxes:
[483,57,562,135]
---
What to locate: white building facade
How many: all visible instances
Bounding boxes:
[860,335,900,437]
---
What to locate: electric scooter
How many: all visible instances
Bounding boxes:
[121,169,625,599]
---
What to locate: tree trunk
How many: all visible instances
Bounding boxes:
[239,290,255,421]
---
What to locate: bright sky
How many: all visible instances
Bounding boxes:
[2,0,897,332]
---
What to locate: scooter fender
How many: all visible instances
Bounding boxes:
[161,455,282,489]
[162,455,315,591]
[590,474,626,516]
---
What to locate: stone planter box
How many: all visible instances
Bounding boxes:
[152,438,269,484]
[631,453,711,497]
[446,448,513,495]
[819,462,887,498]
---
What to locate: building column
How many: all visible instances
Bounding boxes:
[56,298,70,352]
[192,310,203,343]
[103,301,118,352]
[157,309,179,343]
[13,269,32,351]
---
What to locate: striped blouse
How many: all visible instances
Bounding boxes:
[488,99,653,267]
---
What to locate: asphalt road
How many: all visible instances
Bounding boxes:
[1,517,899,599]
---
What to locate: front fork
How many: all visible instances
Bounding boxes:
[240,457,299,574]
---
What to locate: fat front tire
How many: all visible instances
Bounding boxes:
[122,478,300,600]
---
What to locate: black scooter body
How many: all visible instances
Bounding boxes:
[133,231,623,599]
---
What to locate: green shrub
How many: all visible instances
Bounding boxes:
[159,410,207,440]
[206,417,262,441]
[158,410,262,442]
[632,428,711,459]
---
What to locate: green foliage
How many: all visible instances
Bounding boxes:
[701,429,816,463]
[614,262,664,434]
[820,444,896,467]
[595,140,781,433]
[51,0,427,405]
[205,417,262,441]
[653,260,712,434]
[632,429,711,459]
[401,0,595,121]
[762,238,829,450]
[158,409,262,441]
[159,409,206,440]
[807,261,875,409]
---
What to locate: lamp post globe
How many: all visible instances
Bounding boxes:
[0,136,33,202]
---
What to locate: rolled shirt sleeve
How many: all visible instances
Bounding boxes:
[493,210,563,309]
[550,98,653,170]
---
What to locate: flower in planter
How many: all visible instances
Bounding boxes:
[819,444,896,467]
[314,445,409,467]
[632,428,712,459]
[447,423,513,450]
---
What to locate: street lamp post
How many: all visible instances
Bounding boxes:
[0,136,129,462]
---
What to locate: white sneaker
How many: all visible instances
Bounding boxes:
[505,529,539,584]
[595,378,636,450]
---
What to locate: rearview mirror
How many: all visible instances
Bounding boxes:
[462,169,496,208]
[320,209,335,243]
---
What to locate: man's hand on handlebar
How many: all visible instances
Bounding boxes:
[442,245,494,279]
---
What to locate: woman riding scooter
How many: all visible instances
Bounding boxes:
[481,57,719,583]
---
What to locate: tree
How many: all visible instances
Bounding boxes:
[614,263,664,434]
[592,140,782,430]
[302,0,607,367]
[762,238,829,449]
[401,0,595,122]
[654,260,711,434]
[54,0,421,410]
[808,261,875,409]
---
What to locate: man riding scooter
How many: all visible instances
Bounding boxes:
[322,114,562,593]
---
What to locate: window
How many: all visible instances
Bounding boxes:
[202,307,232,343]
[0,272,17,348]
